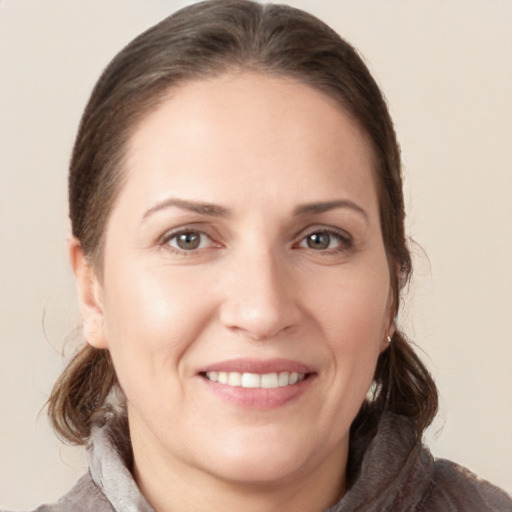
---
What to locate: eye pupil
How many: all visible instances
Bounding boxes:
[176,232,201,250]
[307,232,330,250]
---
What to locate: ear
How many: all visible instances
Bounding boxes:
[68,237,108,349]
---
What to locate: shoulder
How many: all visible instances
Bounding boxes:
[30,474,114,512]
[418,458,512,511]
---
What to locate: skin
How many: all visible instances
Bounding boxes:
[71,72,394,512]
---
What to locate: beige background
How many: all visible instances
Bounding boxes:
[1,0,511,509]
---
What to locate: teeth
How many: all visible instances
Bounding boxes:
[228,372,242,386]
[241,373,261,388]
[205,371,305,388]
[278,372,289,386]
[261,373,278,388]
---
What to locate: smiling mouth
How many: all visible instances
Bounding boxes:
[203,371,307,389]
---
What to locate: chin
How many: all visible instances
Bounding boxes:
[197,425,335,485]
[207,449,311,485]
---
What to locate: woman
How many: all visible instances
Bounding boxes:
[5,0,511,510]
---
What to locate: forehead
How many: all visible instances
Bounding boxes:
[121,72,378,217]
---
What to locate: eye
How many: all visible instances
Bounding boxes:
[304,232,334,250]
[163,230,213,252]
[298,229,352,252]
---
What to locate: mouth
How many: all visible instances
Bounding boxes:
[197,358,316,408]
[202,371,307,389]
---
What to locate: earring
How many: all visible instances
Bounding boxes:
[387,335,392,343]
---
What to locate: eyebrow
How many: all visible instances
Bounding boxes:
[293,199,369,222]
[142,198,229,222]
[142,198,368,223]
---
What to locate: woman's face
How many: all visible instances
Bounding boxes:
[78,73,392,488]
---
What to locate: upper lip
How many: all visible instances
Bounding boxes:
[199,358,315,375]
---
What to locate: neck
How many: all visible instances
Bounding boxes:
[135,464,346,512]
[130,417,348,512]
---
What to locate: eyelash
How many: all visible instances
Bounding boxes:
[295,227,354,255]
[159,227,217,256]
[159,226,353,256]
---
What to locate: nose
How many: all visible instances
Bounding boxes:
[218,247,301,340]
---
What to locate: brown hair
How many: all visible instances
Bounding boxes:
[48,0,437,444]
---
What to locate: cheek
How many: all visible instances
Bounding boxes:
[99,263,213,384]
[311,264,390,341]
[310,261,390,390]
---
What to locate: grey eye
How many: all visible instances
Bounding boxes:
[306,232,333,250]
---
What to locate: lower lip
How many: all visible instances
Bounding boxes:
[200,375,315,409]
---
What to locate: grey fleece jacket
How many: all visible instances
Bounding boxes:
[17,413,512,511]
